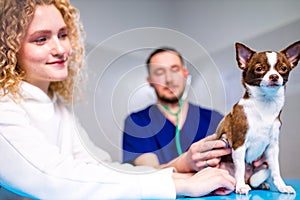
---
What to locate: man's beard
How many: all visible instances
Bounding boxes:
[156,90,183,104]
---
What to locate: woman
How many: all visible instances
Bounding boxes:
[0,0,235,199]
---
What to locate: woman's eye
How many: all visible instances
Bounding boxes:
[34,37,47,44]
[58,33,68,39]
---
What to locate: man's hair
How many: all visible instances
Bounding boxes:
[146,47,184,74]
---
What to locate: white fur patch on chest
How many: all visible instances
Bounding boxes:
[238,94,283,163]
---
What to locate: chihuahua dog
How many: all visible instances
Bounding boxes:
[216,41,300,194]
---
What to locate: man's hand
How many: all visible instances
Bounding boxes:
[172,134,231,172]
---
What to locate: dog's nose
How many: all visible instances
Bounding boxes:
[269,74,279,82]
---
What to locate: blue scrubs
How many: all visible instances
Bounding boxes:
[122,103,223,164]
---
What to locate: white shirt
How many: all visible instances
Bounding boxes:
[0,82,176,199]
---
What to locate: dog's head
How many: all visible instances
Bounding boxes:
[235,41,300,91]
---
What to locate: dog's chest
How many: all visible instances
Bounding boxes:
[238,98,282,163]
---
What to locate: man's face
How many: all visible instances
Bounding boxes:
[147,51,188,104]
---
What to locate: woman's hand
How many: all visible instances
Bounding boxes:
[174,167,236,197]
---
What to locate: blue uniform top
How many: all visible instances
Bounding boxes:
[122,103,223,164]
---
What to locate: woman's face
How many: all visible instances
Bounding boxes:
[17,4,71,93]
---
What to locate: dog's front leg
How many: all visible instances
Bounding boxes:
[266,138,296,194]
[232,145,251,194]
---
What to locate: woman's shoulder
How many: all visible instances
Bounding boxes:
[0,93,21,107]
[0,94,28,125]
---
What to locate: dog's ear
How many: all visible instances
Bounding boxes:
[281,41,300,68]
[235,42,256,70]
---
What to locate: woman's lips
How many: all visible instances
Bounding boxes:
[47,59,67,66]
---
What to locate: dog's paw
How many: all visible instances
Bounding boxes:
[235,184,251,194]
[277,185,296,194]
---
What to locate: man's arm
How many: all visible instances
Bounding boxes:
[133,134,231,172]
[134,153,160,167]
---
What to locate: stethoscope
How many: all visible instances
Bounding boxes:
[161,75,192,156]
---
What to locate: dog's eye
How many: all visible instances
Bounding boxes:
[280,66,287,72]
[255,65,265,73]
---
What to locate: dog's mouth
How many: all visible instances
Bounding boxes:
[260,80,283,88]
[266,83,281,87]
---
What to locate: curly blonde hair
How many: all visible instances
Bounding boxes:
[0,0,85,103]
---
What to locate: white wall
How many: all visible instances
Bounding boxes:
[71,0,300,178]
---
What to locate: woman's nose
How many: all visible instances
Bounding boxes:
[50,38,66,56]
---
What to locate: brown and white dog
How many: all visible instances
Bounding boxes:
[216,41,300,194]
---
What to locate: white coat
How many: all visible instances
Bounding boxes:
[0,82,175,199]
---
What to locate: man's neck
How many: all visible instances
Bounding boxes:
[156,100,189,128]
[158,100,180,113]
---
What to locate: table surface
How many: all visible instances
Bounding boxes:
[178,179,299,200]
[0,179,299,199]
